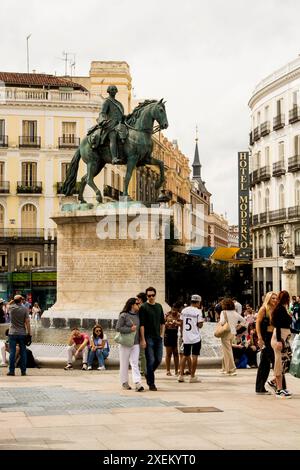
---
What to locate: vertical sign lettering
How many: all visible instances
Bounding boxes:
[238,152,250,259]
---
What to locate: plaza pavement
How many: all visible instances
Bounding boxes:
[0,366,300,450]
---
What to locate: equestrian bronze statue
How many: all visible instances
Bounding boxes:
[62,87,169,204]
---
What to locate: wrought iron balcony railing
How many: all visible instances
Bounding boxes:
[0,181,10,193]
[17,181,42,194]
[0,135,8,147]
[273,114,285,131]
[19,136,41,148]
[0,228,44,238]
[289,106,300,124]
[288,206,300,219]
[253,126,260,141]
[260,121,270,136]
[288,155,300,173]
[249,131,254,146]
[58,136,80,148]
[269,208,287,222]
[272,160,286,177]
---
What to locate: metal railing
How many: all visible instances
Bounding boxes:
[288,206,300,219]
[289,106,300,124]
[273,114,285,130]
[259,212,268,224]
[19,136,41,148]
[288,155,300,172]
[260,121,270,136]
[0,181,10,193]
[253,126,260,141]
[269,208,287,222]
[272,160,286,177]
[0,135,8,147]
[249,131,254,146]
[0,228,45,238]
[58,136,80,148]
[17,181,42,194]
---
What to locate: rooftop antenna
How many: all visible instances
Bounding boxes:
[70,55,76,77]
[62,51,75,76]
[26,34,32,73]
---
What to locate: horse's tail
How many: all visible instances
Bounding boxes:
[62,148,81,195]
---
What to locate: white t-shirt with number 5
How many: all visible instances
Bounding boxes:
[180,306,204,344]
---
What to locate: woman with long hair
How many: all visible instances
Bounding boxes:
[271,290,292,398]
[87,324,108,370]
[255,291,278,394]
[116,297,144,392]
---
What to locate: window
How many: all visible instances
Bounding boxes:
[295,180,300,206]
[0,162,4,183]
[22,120,37,139]
[278,141,284,161]
[258,191,262,213]
[0,119,5,136]
[265,188,270,212]
[257,111,261,126]
[0,251,7,268]
[17,251,40,268]
[294,135,300,156]
[266,233,272,248]
[22,162,37,184]
[276,99,283,115]
[61,162,70,182]
[295,230,300,248]
[293,91,298,107]
[0,204,4,228]
[264,106,269,120]
[265,147,270,166]
[62,122,76,143]
[256,151,261,169]
[279,185,285,209]
[21,204,37,229]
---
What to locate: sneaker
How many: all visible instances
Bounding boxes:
[190,376,201,383]
[276,389,292,399]
[267,380,277,392]
[64,363,73,370]
[149,384,157,391]
[219,370,227,374]
[97,366,105,371]
[256,390,271,395]
[81,363,88,371]
[87,366,92,370]
[246,365,251,369]
[6,371,15,376]
[227,371,237,376]
[284,389,293,396]
[0,363,6,367]
[122,382,132,390]
[135,383,144,392]
[178,375,185,383]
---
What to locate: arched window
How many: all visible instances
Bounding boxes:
[258,191,262,213]
[265,188,270,213]
[295,180,300,206]
[0,204,4,228]
[21,204,37,232]
[279,185,285,210]
[266,232,272,257]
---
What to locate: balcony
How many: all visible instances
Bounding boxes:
[0,181,10,194]
[260,121,270,136]
[58,136,80,148]
[273,114,285,130]
[269,208,287,222]
[249,131,254,146]
[266,247,273,257]
[289,106,300,124]
[258,248,264,258]
[0,228,44,239]
[288,206,300,219]
[288,155,300,172]
[103,185,123,200]
[19,136,41,148]
[17,181,42,194]
[57,182,81,194]
[253,126,260,141]
[259,165,271,181]
[272,160,286,177]
[0,135,8,147]
[252,214,259,225]
[260,212,268,224]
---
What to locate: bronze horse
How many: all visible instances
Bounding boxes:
[62,99,169,203]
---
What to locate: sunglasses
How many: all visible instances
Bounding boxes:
[95,329,102,332]
[147,294,155,298]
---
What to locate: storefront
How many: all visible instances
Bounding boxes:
[8,271,57,311]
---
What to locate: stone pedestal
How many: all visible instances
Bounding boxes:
[42,204,171,325]
[281,255,297,297]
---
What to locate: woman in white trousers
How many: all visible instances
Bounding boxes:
[116,297,144,392]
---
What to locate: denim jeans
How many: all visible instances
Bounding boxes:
[88,348,109,367]
[8,334,27,374]
[145,336,163,386]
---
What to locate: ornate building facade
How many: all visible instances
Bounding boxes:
[249,56,300,304]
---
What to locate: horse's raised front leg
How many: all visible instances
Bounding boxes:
[86,161,104,203]
[78,174,87,204]
[146,156,165,189]
[123,155,139,197]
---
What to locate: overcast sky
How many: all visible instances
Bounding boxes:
[1,0,300,223]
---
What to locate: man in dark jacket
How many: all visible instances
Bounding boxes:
[7,295,31,376]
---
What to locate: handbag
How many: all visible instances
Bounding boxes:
[214,311,231,338]
[114,317,136,347]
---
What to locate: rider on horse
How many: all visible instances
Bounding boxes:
[88,85,127,164]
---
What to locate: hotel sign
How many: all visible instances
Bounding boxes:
[238,152,251,259]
